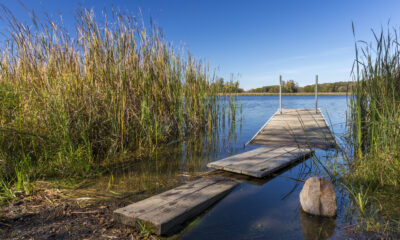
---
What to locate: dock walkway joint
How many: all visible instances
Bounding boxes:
[207,146,313,178]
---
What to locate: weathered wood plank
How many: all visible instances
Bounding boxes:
[206,146,276,168]
[243,149,311,177]
[253,136,335,144]
[139,179,238,235]
[114,178,217,219]
[248,108,336,149]
[261,122,327,129]
[207,146,294,170]
[207,146,312,178]
[221,147,297,171]
[245,148,311,172]
[114,178,238,235]
[251,140,334,150]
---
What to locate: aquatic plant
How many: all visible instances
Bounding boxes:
[0,5,236,196]
[344,25,400,235]
[349,25,400,187]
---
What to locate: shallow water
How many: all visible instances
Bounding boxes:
[175,95,349,240]
[106,95,349,239]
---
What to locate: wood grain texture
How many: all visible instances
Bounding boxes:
[114,178,238,235]
[208,146,312,178]
[248,108,336,149]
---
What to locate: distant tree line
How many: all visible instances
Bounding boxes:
[247,80,352,93]
[212,77,244,93]
[215,78,353,94]
[247,80,297,93]
[300,81,352,92]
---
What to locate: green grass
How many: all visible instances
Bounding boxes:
[0,5,236,199]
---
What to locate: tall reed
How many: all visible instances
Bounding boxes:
[0,6,231,190]
[345,26,400,234]
[349,26,400,187]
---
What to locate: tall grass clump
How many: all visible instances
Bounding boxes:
[350,26,400,187]
[346,26,400,234]
[0,5,229,195]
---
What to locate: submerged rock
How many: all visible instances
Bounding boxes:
[299,177,337,217]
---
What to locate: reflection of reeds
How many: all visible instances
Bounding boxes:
[0,5,238,195]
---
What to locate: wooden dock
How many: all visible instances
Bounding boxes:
[114,177,238,235]
[207,146,313,178]
[247,108,336,149]
[207,108,335,177]
[114,107,336,235]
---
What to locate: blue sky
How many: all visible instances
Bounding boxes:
[1,0,400,90]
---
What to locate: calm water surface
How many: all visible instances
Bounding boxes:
[175,95,349,240]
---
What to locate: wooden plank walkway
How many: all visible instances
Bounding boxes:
[207,146,313,178]
[247,108,336,149]
[114,177,238,235]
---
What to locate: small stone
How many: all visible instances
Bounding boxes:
[299,177,337,217]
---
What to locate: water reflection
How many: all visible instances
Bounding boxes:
[299,210,336,240]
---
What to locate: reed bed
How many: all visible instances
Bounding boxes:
[349,27,400,187]
[0,6,235,196]
[345,26,400,234]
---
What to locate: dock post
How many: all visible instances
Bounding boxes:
[315,74,318,113]
[279,75,282,114]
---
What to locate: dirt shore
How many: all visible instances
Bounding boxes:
[0,183,158,240]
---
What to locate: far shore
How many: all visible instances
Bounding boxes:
[219,92,348,96]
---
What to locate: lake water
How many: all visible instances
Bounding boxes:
[174,95,349,240]
[102,95,349,239]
